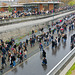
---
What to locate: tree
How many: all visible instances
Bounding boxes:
[0,7,1,10]
[8,6,13,12]
[61,0,70,5]
[68,0,75,6]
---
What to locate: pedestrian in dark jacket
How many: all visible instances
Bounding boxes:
[42,57,47,65]
[52,40,55,49]
[20,53,23,63]
[0,44,2,51]
[2,47,6,57]
[1,56,6,68]
[58,37,60,43]
[26,39,28,45]
[12,55,16,67]
[42,50,46,58]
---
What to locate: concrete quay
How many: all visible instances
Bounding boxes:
[0,10,75,41]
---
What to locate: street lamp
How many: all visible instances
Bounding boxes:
[52,1,54,26]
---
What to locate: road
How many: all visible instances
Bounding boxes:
[4,29,75,75]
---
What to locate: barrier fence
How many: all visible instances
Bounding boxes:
[47,47,75,75]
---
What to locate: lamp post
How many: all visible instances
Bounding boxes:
[52,1,54,26]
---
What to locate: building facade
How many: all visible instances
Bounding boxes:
[23,2,60,12]
[0,0,61,12]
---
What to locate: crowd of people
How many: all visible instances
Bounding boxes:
[0,5,75,21]
[39,14,75,65]
[0,12,75,73]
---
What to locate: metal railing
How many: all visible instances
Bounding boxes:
[47,47,75,75]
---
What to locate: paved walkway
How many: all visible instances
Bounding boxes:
[0,16,74,75]
[0,13,74,74]
[4,28,75,75]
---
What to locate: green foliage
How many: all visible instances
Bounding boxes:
[0,7,1,9]
[66,63,75,75]
[68,0,75,6]
[8,6,13,12]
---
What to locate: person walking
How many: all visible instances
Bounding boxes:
[52,40,55,49]
[55,37,58,47]
[44,38,46,46]
[2,47,6,57]
[10,55,13,67]
[42,57,47,65]
[46,37,49,46]
[42,50,46,58]
[1,55,7,68]
[58,37,60,44]
[39,43,43,51]
[16,51,20,63]
[23,50,27,59]
[26,39,28,45]
[12,55,16,67]
[20,53,23,63]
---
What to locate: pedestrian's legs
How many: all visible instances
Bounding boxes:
[40,48,41,51]
[13,61,16,67]
[33,43,34,46]
[32,43,33,47]
[4,62,7,66]
[42,47,43,51]
[22,58,23,62]
[49,38,51,42]
[31,43,32,47]
[24,55,27,59]
[2,63,4,68]
[63,39,65,43]
[47,42,49,46]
